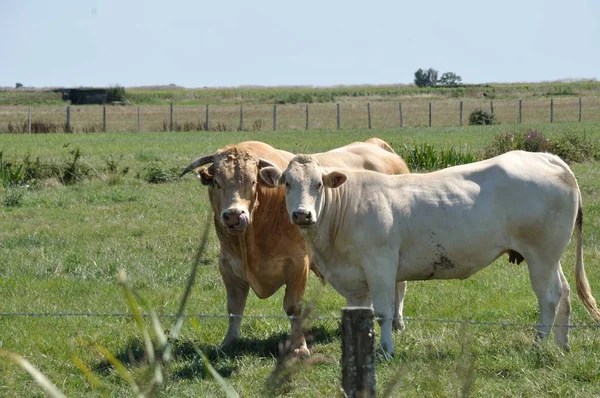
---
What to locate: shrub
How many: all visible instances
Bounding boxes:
[60,147,91,185]
[484,129,598,163]
[1,151,25,188]
[107,85,126,102]
[484,129,551,158]
[139,165,178,184]
[551,132,599,163]
[469,109,496,125]
[3,188,24,207]
[399,142,478,171]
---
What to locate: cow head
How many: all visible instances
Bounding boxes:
[260,154,347,228]
[181,148,278,235]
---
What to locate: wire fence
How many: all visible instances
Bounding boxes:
[0,97,599,134]
[2,311,600,329]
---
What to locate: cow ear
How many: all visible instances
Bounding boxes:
[323,171,347,189]
[260,166,283,188]
[197,166,213,186]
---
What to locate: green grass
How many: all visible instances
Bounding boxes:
[1,123,600,396]
[2,80,599,106]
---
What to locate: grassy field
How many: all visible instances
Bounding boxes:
[2,81,599,134]
[1,123,600,396]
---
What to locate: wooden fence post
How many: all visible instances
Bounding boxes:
[518,99,522,123]
[103,106,106,132]
[337,103,341,130]
[428,102,432,127]
[273,105,277,131]
[367,103,372,129]
[239,105,243,131]
[459,101,463,126]
[398,103,403,128]
[490,101,494,115]
[66,106,71,133]
[341,307,376,398]
[169,103,174,132]
[28,107,31,133]
[579,97,582,122]
[305,104,309,130]
[205,104,210,131]
[550,98,554,123]
[137,106,140,132]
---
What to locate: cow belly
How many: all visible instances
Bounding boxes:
[398,244,504,281]
[314,259,370,301]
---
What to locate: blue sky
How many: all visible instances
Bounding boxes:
[1,0,599,88]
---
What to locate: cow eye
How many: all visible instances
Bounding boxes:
[316,182,322,190]
[285,182,290,189]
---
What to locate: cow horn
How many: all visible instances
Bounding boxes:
[258,158,279,169]
[180,154,215,177]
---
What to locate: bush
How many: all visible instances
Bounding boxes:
[469,109,496,125]
[551,132,599,163]
[3,188,24,207]
[399,142,479,171]
[484,129,599,163]
[139,165,178,183]
[107,85,126,102]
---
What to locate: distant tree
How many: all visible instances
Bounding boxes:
[439,72,462,86]
[15,82,23,88]
[414,68,439,88]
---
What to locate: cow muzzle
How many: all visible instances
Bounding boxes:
[292,209,315,227]
[221,209,250,233]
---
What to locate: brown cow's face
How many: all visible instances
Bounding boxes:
[198,149,261,235]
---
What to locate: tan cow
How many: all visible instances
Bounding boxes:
[180,139,408,356]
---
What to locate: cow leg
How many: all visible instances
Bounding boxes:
[219,256,250,349]
[393,281,407,331]
[364,257,397,358]
[554,265,572,350]
[283,259,310,357]
[527,258,562,345]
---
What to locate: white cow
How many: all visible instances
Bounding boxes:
[259,150,600,356]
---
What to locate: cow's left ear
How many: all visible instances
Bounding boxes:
[323,171,347,189]
[260,166,283,188]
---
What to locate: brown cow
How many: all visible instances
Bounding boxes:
[180,139,408,356]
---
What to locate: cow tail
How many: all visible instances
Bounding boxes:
[574,196,600,321]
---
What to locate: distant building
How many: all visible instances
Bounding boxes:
[54,88,109,105]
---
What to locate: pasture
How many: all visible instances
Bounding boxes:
[1,122,600,396]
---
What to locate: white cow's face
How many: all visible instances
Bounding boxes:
[260,155,347,228]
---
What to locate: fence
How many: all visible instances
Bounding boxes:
[3,308,600,397]
[0,97,599,133]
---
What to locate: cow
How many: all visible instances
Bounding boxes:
[180,139,409,356]
[259,150,600,357]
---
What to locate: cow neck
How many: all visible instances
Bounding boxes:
[309,182,351,251]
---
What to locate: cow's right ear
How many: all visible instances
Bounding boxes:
[197,165,214,186]
[259,166,283,188]
[323,171,347,188]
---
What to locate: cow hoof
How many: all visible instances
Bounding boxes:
[293,346,311,358]
[376,347,394,361]
[393,319,405,331]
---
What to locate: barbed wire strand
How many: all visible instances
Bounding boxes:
[1,312,599,329]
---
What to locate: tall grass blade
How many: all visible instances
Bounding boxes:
[71,353,105,392]
[92,343,142,396]
[0,348,67,398]
[197,347,241,398]
[164,217,212,362]
[118,269,156,365]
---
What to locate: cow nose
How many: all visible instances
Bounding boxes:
[222,209,245,226]
[292,210,313,224]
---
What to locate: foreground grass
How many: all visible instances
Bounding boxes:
[1,123,600,396]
